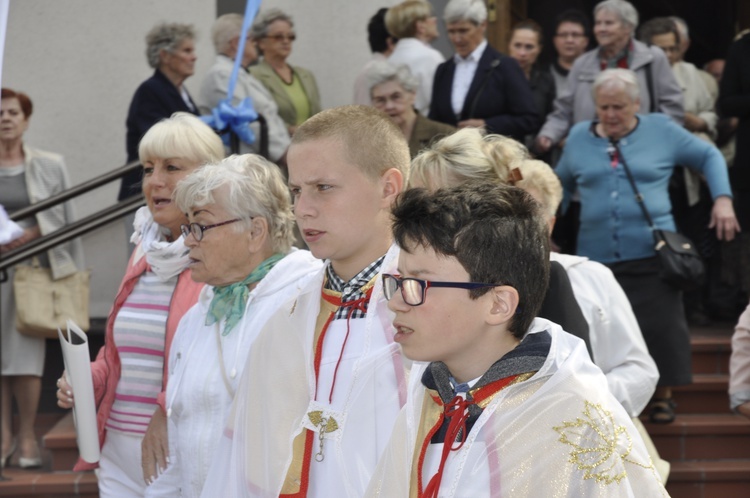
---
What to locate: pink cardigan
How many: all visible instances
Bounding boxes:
[73,247,204,471]
[730,303,750,413]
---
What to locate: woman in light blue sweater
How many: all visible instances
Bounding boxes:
[556,69,739,423]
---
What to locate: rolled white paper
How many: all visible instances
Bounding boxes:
[58,319,100,464]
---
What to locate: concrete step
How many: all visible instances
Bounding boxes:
[672,374,732,414]
[645,414,750,461]
[666,459,750,498]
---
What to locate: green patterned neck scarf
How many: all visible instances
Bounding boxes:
[206,253,285,335]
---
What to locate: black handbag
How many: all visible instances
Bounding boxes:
[609,140,705,291]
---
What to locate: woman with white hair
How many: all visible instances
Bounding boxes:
[122,23,200,203]
[368,61,454,157]
[556,68,739,424]
[428,0,539,140]
[536,0,684,153]
[143,155,322,498]
[56,113,224,497]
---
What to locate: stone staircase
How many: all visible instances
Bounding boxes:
[0,322,747,497]
[645,324,750,498]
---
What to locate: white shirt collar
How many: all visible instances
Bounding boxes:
[454,39,487,64]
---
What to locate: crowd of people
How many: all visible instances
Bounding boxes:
[1,0,750,496]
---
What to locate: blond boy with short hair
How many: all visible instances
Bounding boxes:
[200,105,411,497]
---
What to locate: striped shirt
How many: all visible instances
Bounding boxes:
[106,270,178,435]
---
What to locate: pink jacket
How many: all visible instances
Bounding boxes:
[73,246,204,471]
[730,303,750,412]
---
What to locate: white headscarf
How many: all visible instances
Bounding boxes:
[130,206,191,281]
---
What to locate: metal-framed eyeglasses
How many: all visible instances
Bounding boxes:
[180,219,242,242]
[382,274,501,307]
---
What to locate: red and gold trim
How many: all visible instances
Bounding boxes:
[280,276,377,497]
[411,373,534,498]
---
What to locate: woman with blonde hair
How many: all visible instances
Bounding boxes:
[385,0,444,115]
[56,113,224,497]
[409,128,591,351]
[408,128,527,189]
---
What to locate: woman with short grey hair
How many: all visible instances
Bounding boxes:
[145,23,197,69]
[369,62,419,94]
[590,65,640,101]
[122,22,200,208]
[143,154,322,498]
[250,8,293,40]
[593,0,639,32]
[175,155,296,253]
[249,8,321,136]
[536,0,683,154]
[368,61,454,157]
[557,67,738,425]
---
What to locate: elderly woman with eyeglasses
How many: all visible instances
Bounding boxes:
[143,155,321,498]
[368,61,455,157]
[249,8,321,136]
[56,113,223,497]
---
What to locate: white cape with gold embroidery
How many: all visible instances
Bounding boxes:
[365,318,670,498]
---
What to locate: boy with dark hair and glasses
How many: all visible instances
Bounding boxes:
[366,182,667,497]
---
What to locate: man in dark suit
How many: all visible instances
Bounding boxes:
[429,0,539,140]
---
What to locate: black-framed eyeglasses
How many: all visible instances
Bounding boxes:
[180,219,242,241]
[382,274,500,307]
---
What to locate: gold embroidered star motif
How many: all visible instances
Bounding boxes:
[553,400,650,485]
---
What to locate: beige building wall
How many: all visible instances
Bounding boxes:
[2,0,406,315]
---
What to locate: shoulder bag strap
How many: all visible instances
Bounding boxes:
[609,139,659,244]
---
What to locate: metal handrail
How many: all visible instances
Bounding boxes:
[0,195,144,274]
[9,161,142,222]
[3,117,271,278]
[9,116,270,223]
